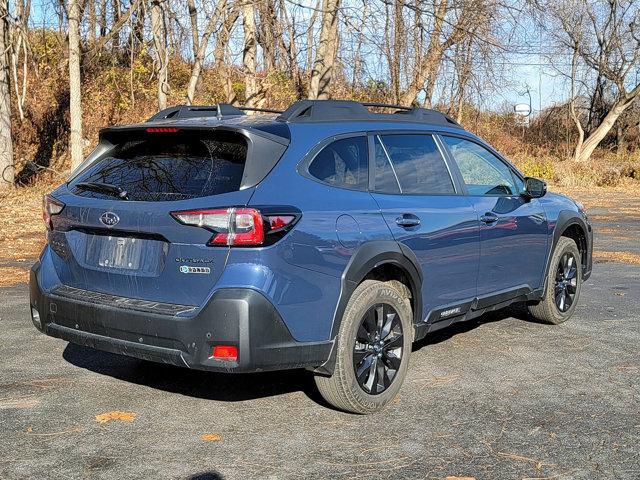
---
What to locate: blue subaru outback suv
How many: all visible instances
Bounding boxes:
[30,100,593,413]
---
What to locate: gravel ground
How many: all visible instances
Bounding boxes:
[1,198,639,480]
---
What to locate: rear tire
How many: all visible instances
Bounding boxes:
[314,280,413,414]
[528,237,582,324]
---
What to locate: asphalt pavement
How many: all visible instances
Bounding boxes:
[1,202,639,480]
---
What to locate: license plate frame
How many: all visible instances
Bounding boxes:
[96,235,144,270]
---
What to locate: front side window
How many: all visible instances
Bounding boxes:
[374,134,455,195]
[441,136,518,196]
[308,136,368,190]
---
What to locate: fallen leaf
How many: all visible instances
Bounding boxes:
[25,425,83,436]
[95,411,137,424]
[613,292,625,296]
[201,433,222,442]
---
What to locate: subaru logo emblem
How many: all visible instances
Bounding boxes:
[100,211,120,227]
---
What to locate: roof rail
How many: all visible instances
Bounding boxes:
[238,106,284,114]
[276,100,461,127]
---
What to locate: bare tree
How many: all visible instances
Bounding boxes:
[257,0,278,72]
[569,42,585,162]
[400,0,470,106]
[537,0,640,162]
[0,0,13,188]
[185,0,229,105]
[309,0,341,99]
[150,0,169,110]
[214,5,240,103]
[9,0,29,121]
[242,0,258,106]
[68,0,84,169]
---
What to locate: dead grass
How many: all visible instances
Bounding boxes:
[593,251,640,265]
[0,267,30,286]
[0,181,50,263]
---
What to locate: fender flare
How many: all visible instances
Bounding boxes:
[543,210,592,290]
[312,241,423,375]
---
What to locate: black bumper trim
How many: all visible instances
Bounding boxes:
[47,323,190,367]
[30,264,333,373]
[51,284,196,316]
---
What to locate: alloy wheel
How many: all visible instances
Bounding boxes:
[554,252,578,313]
[353,303,404,395]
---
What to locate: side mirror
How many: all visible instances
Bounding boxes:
[523,177,547,199]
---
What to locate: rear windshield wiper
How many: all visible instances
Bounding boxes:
[76,181,129,200]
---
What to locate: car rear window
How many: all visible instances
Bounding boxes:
[71,131,248,201]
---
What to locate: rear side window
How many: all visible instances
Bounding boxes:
[374,134,455,195]
[308,136,368,190]
[71,131,248,201]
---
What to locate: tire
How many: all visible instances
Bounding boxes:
[314,279,413,414]
[528,237,582,324]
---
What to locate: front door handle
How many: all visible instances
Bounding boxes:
[480,212,499,224]
[395,214,421,228]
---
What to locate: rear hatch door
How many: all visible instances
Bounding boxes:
[48,128,272,308]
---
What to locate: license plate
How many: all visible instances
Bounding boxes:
[95,236,143,270]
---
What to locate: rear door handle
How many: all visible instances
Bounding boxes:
[395,214,421,228]
[480,212,499,224]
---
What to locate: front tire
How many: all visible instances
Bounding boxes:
[528,237,582,324]
[314,280,413,414]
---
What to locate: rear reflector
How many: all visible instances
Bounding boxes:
[212,345,238,361]
[146,127,180,133]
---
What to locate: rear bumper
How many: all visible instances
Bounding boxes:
[29,262,333,373]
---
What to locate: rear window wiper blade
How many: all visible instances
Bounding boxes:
[76,181,129,200]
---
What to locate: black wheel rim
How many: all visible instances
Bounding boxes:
[554,252,578,313]
[353,303,403,395]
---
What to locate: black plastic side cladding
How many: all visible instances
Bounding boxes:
[312,241,423,375]
[543,211,593,290]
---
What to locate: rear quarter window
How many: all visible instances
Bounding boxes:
[307,136,368,190]
[71,131,248,201]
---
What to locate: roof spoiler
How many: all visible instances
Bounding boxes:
[146,104,284,122]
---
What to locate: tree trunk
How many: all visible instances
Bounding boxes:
[391,0,403,103]
[185,0,227,105]
[112,0,121,55]
[68,0,84,170]
[242,1,258,107]
[150,0,168,110]
[569,46,584,162]
[88,0,97,43]
[99,0,107,37]
[187,0,199,56]
[258,0,278,72]
[0,1,13,188]
[575,84,640,162]
[309,0,341,100]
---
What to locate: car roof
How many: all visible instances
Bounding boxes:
[101,100,470,146]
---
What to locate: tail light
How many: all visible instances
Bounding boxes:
[43,195,65,229]
[171,207,298,246]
